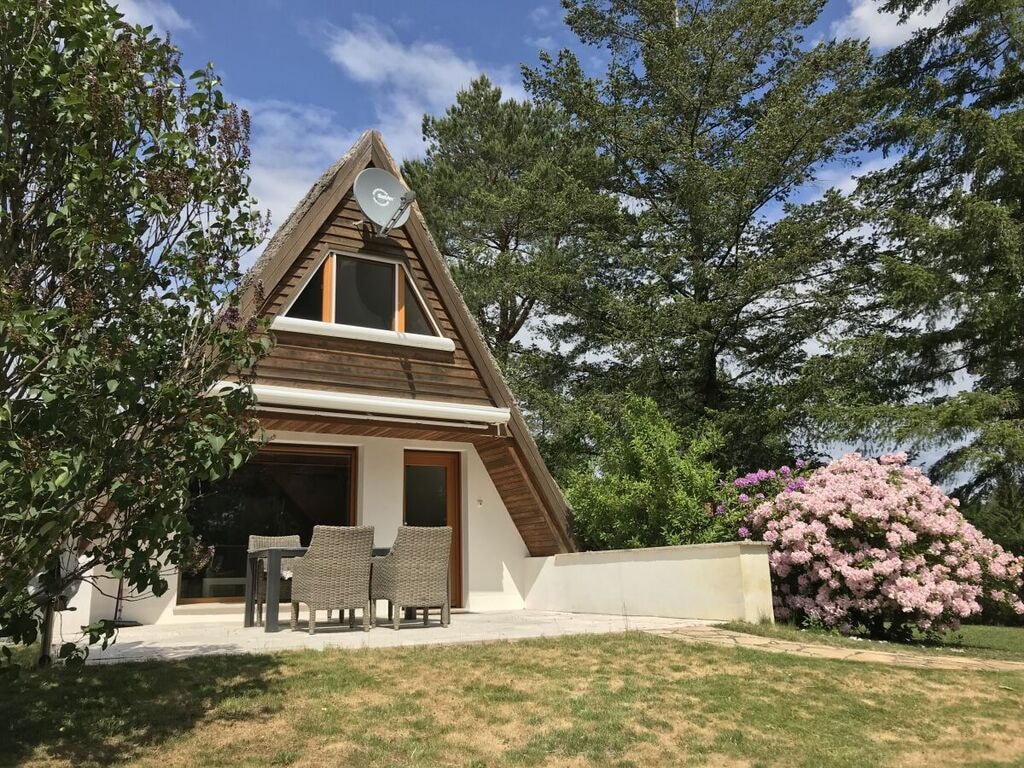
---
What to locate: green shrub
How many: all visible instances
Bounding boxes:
[565,395,725,549]
[961,481,1024,558]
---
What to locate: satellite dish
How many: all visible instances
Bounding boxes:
[353,168,416,237]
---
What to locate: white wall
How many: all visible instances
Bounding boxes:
[64,433,776,627]
[522,542,775,623]
[274,430,531,613]
[63,561,117,631]
[60,558,181,632]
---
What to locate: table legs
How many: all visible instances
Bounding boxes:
[264,550,282,632]
[243,554,255,628]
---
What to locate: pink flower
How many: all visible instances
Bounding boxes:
[739,452,1024,636]
[880,452,908,465]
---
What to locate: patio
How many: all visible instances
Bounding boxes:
[85,610,710,663]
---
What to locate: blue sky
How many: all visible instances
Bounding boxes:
[117,0,948,236]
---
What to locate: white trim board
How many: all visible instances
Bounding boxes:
[270,315,456,352]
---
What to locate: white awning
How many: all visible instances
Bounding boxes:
[213,381,511,427]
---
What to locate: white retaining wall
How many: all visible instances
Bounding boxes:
[522,541,775,623]
[68,540,775,627]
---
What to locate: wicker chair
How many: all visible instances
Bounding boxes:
[371,526,452,630]
[290,525,374,634]
[247,534,300,627]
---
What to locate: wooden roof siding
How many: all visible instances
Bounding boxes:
[254,191,495,406]
[241,130,575,555]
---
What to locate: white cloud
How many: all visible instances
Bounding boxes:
[616,193,649,215]
[529,5,560,29]
[115,0,191,32]
[323,17,527,160]
[526,35,557,50]
[235,100,359,264]
[238,18,529,263]
[831,0,951,50]
[525,4,567,52]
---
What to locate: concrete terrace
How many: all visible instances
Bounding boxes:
[86,611,712,664]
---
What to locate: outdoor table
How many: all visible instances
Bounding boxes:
[245,545,393,632]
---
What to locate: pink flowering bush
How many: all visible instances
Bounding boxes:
[735,453,1024,639]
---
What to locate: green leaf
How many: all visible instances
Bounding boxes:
[53,468,72,488]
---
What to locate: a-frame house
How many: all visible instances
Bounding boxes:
[66,131,780,632]
[166,130,575,616]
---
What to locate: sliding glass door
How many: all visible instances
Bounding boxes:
[178,445,356,603]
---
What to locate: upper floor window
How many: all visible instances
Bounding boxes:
[285,253,438,336]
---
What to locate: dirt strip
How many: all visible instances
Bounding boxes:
[651,625,1024,672]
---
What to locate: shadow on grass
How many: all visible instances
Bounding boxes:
[0,651,285,768]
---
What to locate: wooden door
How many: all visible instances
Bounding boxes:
[403,451,462,607]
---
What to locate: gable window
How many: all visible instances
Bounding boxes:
[285,253,439,336]
[335,255,394,329]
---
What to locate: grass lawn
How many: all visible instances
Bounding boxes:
[2,633,1023,767]
[3,641,38,668]
[719,621,1024,663]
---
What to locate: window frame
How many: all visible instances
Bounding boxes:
[276,250,451,349]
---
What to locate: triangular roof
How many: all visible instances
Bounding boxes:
[241,130,575,555]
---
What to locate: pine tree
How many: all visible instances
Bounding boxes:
[523,0,876,470]
[822,0,1024,503]
[404,77,620,474]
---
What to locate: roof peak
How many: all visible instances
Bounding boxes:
[242,129,415,295]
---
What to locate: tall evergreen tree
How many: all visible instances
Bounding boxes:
[820,0,1024,505]
[523,0,876,471]
[404,76,616,366]
[404,77,619,474]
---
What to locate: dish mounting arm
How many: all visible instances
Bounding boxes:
[376,191,416,237]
